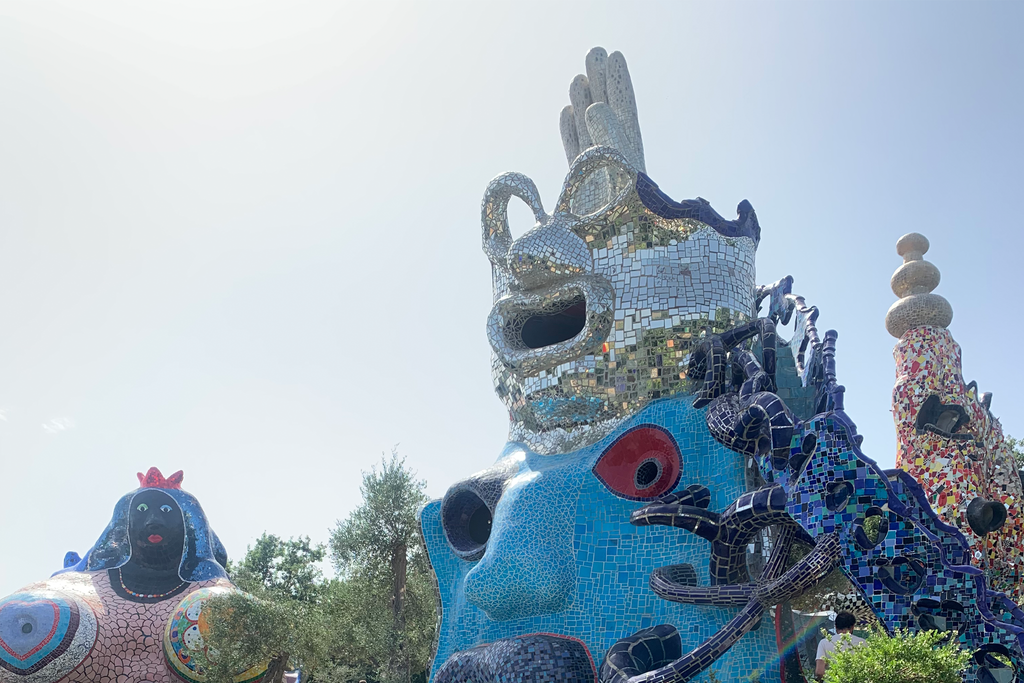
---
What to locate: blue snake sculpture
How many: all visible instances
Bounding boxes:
[600,281,1024,683]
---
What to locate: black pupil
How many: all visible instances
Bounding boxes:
[635,460,661,488]
[21,623,32,634]
[467,505,492,545]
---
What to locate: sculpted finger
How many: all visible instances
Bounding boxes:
[607,51,645,172]
[569,74,594,151]
[560,105,580,164]
[585,102,641,171]
[584,47,608,104]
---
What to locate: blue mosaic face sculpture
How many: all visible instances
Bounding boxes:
[423,47,1024,683]
[422,397,781,682]
[421,48,779,683]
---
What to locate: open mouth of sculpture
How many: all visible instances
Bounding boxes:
[512,296,587,349]
[487,276,614,381]
[914,394,971,440]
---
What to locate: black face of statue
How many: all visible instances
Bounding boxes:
[127,489,186,570]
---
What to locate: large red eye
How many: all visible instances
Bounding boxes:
[593,425,681,500]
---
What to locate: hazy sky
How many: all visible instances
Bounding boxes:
[1,1,1022,595]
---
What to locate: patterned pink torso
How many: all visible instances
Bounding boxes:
[7,571,228,683]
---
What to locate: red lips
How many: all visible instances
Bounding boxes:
[147,534,163,544]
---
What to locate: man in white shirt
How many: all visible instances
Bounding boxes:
[815,611,866,680]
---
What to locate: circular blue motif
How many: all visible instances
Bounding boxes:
[0,591,86,676]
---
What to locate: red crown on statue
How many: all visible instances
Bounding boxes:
[137,467,184,490]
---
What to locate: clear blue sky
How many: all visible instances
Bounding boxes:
[1,1,1021,594]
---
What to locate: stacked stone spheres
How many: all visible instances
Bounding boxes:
[889,233,1024,600]
[421,48,1024,683]
[0,468,268,683]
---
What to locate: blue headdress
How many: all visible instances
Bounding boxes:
[59,468,228,582]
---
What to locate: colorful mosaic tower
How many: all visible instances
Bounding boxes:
[889,232,1024,600]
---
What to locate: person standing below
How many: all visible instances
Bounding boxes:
[815,611,865,680]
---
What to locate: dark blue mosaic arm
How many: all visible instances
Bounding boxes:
[656,484,713,509]
[633,484,794,585]
[691,319,796,468]
[610,485,841,683]
[604,297,1024,683]
[613,534,840,683]
[690,336,726,409]
[766,323,1024,682]
[647,577,754,607]
[601,626,683,683]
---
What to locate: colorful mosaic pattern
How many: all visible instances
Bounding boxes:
[893,325,1024,600]
[486,142,759,455]
[0,590,96,682]
[664,310,1024,683]
[424,46,1021,683]
[0,470,269,683]
[421,395,783,683]
[426,50,778,677]
[431,166,1024,682]
[164,587,268,683]
[487,151,759,456]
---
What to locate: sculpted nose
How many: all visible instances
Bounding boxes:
[506,219,592,291]
[462,463,580,621]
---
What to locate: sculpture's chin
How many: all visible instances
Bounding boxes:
[507,410,623,456]
[433,634,596,683]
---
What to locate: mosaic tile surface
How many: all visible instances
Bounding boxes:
[421,396,782,683]
[892,328,1024,599]
[164,587,268,683]
[423,46,1024,683]
[886,232,1023,603]
[691,303,1024,683]
[0,469,269,683]
[486,62,760,455]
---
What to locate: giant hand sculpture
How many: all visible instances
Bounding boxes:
[558,48,645,215]
[485,47,760,456]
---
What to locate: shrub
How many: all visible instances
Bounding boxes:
[823,627,970,683]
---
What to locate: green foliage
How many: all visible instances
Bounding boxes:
[230,533,326,603]
[202,589,337,683]
[822,627,970,683]
[330,452,433,683]
[1006,435,1024,467]
[202,451,435,683]
[331,452,428,583]
[862,514,883,545]
[786,541,856,613]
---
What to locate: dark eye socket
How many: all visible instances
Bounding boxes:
[160,505,172,513]
[593,425,682,500]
